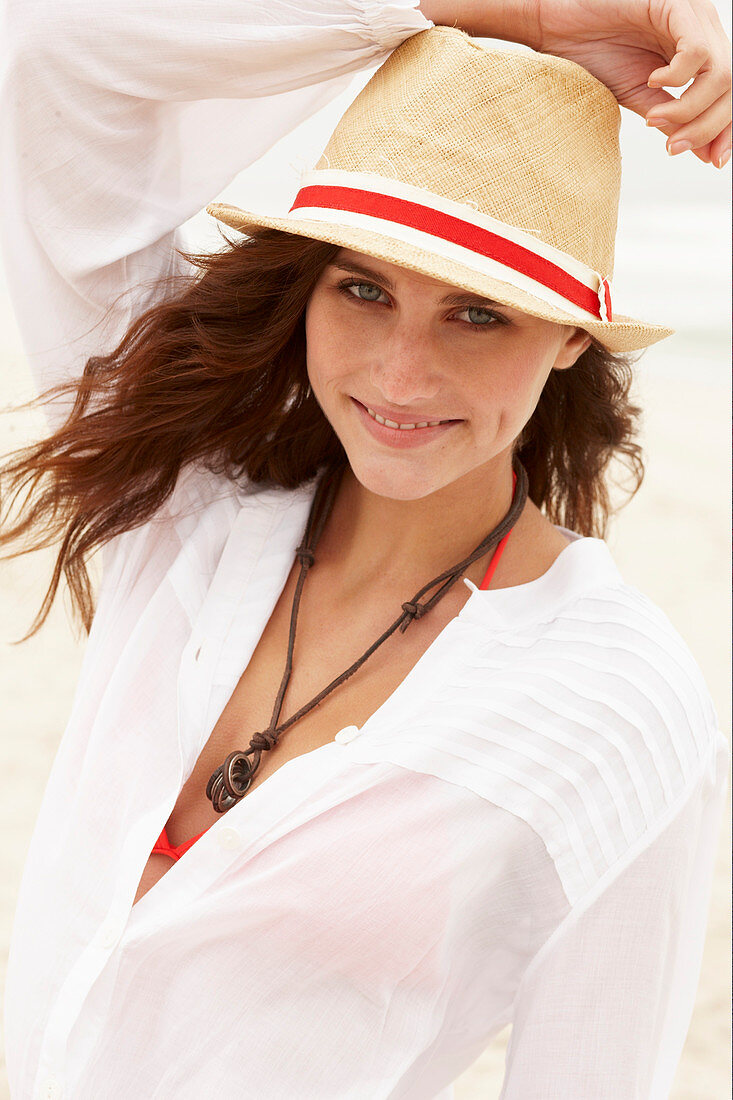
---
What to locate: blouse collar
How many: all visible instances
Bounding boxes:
[459,527,625,633]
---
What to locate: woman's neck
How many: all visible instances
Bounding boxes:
[318,460,516,591]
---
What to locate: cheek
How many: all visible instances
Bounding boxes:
[474,349,528,400]
[304,297,332,394]
[305,293,354,392]
[468,341,554,436]
[505,359,547,407]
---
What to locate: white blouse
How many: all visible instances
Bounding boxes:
[1,2,729,1099]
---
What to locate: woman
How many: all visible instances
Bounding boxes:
[1,1,730,1097]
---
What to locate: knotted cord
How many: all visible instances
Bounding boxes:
[206,458,529,812]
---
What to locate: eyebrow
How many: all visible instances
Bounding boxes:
[330,260,505,309]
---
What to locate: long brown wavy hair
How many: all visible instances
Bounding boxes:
[1,226,645,640]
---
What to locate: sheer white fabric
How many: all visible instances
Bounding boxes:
[1,2,729,1099]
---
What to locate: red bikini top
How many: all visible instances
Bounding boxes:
[151,476,517,862]
[151,823,210,862]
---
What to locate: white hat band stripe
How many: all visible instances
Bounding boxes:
[287,205,599,322]
[289,177,613,322]
[297,170,598,285]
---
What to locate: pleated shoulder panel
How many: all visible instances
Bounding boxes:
[346,568,721,909]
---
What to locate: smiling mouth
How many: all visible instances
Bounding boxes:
[362,405,455,431]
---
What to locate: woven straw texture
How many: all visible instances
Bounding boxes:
[207,27,674,352]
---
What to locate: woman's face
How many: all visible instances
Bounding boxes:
[305,248,592,501]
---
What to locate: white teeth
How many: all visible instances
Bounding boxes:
[364,406,447,431]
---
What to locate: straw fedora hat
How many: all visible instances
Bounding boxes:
[206,26,674,353]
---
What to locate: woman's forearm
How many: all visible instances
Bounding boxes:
[0,0,432,427]
[417,0,542,49]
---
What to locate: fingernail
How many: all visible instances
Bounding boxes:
[667,140,693,156]
[717,148,731,169]
[647,116,669,128]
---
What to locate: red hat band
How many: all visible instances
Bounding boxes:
[289,170,613,324]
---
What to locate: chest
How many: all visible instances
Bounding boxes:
[132,561,467,907]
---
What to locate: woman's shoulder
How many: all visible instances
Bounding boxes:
[463,528,719,747]
[110,461,313,542]
[548,534,716,720]
[96,463,314,614]
[162,461,310,520]
[443,533,723,887]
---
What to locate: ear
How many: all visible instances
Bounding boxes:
[552,327,592,372]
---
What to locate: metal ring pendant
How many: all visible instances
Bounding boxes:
[206,749,256,813]
[223,749,260,798]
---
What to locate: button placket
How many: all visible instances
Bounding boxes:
[98,919,124,950]
[334,726,361,744]
[40,1075,63,1100]
[216,825,242,850]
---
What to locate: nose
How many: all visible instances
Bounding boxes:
[368,326,441,406]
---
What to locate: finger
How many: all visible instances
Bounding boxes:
[662,115,731,168]
[648,4,713,89]
[648,41,711,88]
[708,121,732,169]
[687,135,727,168]
[646,67,731,129]
[666,91,732,154]
[647,122,713,165]
[648,90,732,154]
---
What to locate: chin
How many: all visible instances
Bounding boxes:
[343,451,454,502]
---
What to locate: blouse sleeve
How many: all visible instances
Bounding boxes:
[0,0,432,429]
[499,730,730,1100]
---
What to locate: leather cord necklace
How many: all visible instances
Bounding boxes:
[206,456,529,813]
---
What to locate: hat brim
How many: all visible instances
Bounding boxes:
[206,202,674,354]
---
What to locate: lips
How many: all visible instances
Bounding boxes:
[348,397,461,450]
[353,399,458,431]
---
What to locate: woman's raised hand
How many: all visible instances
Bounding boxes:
[419,0,731,168]
[535,0,731,167]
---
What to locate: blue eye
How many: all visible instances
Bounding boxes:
[347,281,384,302]
[335,278,506,330]
[457,305,499,326]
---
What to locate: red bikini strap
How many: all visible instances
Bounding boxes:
[479,469,518,591]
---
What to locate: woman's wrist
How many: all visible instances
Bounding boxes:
[417,0,542,51]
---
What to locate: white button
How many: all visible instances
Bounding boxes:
[99,921,123,949]
[216,826,241,850]
[334,725,360,744]
[42,1075,63,1100]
